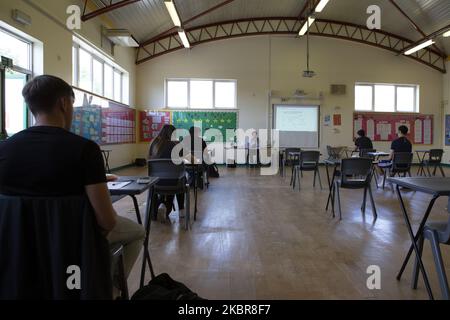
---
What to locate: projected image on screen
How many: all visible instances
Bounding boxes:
[276,107,318,132]
[274,105,319,148]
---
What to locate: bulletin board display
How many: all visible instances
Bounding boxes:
[171,111,238,142]
[71,88,136,145]
[445,115,450,146]
[139,111,171,142]
[353,112,433,145]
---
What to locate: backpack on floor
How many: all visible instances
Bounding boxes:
[131,273,205,300]
[208,164,220,178]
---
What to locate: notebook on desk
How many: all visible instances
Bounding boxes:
[107,181,132,190]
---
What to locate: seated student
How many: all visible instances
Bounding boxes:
[379,125,412,167]
[354,129,373,151]
[0,75,144,282]
[148,124,185,219]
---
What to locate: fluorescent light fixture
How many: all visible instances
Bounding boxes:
[404,39,435,55]
[315,0,330,12]
[443,30,450,37]
[178,30,190,48]
[298,16,316,36]
[164,0,181,27]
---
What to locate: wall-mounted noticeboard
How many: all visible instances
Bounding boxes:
[71,88,136,145]
[139,111,171,142]
[353,112,433,144]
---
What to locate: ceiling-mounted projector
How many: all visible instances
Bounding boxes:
[104,29,139,47]
[303,70,316,78]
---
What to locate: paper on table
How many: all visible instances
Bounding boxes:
[107,181,132,190]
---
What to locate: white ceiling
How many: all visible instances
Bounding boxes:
[90,0,450,54]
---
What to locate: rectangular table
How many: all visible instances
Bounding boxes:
[109,176,160,288]
[388,177,450,300]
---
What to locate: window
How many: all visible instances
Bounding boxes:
[166,79,237,109]
[72,37,129,105]
[355,83,419,113]
[0,28,31,70]
[92,58,103,95]
[104,64,113,99]
[0,27,33,136]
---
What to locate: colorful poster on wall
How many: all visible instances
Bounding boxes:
[445,115,450,146]
[333,114,342,126]
[140,111,171,142]
[71,88,136,145]
[171,111,238,143]
[353,112,433,144]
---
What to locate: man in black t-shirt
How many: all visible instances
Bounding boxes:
[354,129,373,151]
[0,75,144,282]
[378,125,412,169]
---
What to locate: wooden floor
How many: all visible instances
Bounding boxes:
[114,165,450,300]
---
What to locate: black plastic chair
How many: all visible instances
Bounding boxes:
[0,195,112,299]
[412,217,450,300]
[292,151,322,190]
[327,145,344,160]
[332,158,377,221]
[382,152,413,189]
[285,148,301,184]
[359,148,380,189]
[148,159,191,230]
[423,149,445,177]
[359,148,376,158]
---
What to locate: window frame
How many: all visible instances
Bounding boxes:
[72,39,129,105]
[166,78,237,109]
[355,82,419,113]
[0,27,33,136]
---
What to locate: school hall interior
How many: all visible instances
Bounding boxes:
[0,0,450,300]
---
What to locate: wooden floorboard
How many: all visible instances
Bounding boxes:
[113,166,450,300]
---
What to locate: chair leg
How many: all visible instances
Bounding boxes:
[335,181,342,220]
[185,186,191,230]
[427,230,450,299]
[361,187,367,214]
[382,170,387,189]
[440,165,446,177]
[426,164,432,177]
[317,168,323,190]
[313,169,317,187]
[117,254,129,300]
[412,234,424,290]
[433,165,438,177]
[292,167,296,190]
[297,168,301,191]
[290,165,294,186]
[331,183,336,218]
[368,184,377,220]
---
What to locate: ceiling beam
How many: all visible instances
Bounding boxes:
[183,0,236,26]
[81,0,142,22]
[402,24,450,55]
[136,17,446,73]
[388,0,446,56]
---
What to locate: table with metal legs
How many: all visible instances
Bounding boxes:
[388,177,450,300]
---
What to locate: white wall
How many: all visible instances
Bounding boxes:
[0,0,137,169]
[443,61,450,162]
[136,35,444,160]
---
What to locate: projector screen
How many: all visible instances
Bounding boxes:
[273,105,320,148]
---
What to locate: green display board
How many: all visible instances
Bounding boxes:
[172,111,238,142]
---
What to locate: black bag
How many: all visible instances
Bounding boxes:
[208,164,220,178]
[131,273,205,300]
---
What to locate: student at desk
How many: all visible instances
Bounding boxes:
[0,75,144,283]
[378,125,412,168]
[148,124,185,219]
[354,129,373,151]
